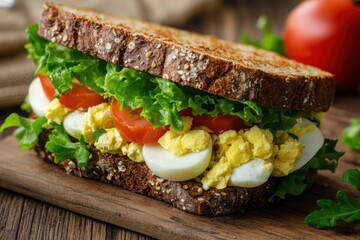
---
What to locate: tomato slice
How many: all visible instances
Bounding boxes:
[179,108,192,117]
[110,99,168,144]
[192,114,247,134]
[179,108,248,134]
[38,75,55,101]
[59,83,106,111]
[179,108,247,134]
[38,75,106,111]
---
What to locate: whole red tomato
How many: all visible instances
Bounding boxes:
[284,0,360,91]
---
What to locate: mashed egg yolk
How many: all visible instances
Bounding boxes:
[82,103,114,144]
[45,99,70,124]
[80,103,144,162]
[45,97,318,188]
[271,119,312,177]
[123,142,144,162]
[95,128,144,162]
[158,117,210,156]
[272,135,303,176]
[202,126,273,189]
[95,128,124,154]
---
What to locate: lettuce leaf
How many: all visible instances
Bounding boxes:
[45,124,91,170]
[92,128,106,142]
[260,107,298,134]
[26,23,107,97]
[0,113,91,169]
[25,24,49,65]
[103,64,266,130]
[0,113,47,150]
[308,139,343,172]
[26,23,300,132]
[268,167,308,201]
[269,139,344,202]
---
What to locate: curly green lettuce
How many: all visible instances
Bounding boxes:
[46,124,91,170]
[0,113,47,150]
[0,113,91,169]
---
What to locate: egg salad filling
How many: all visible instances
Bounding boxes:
[1,24,343,203]
[43,96,324,190]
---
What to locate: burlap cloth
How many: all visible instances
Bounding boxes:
[0,0,220,107]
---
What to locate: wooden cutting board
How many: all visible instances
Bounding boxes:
[0,106,360,240]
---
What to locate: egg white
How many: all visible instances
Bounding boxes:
[142,138,212,181]
[229,158,273,188]
[28,77,50,117]
[229,118,323,187]
[63,112,85,139]
[291,118,324,172]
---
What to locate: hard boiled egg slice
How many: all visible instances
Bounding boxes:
[63,112,85,139]
[143,139,212,181]
[291,118,324,172]
[229,158,273,188]
[28,77,50,117]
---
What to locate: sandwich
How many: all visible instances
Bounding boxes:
[1,2,343,216]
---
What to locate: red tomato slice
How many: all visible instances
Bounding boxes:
[38,75,55,101]
[192,114,247,134]
[110,99,168,144]
[59,83,106,111]
[179,108,192,117]
[180,108,248,134]
[38,75,106,111]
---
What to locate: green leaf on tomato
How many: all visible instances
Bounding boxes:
[45,123,91,170]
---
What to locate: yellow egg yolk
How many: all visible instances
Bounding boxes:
[201,126,273,189]
[158,117,210,156]
[82,103,114,144]
[45,98,70,124]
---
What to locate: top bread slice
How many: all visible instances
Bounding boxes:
[38,2,335,112]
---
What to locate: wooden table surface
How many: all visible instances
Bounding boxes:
[1,0,359,239]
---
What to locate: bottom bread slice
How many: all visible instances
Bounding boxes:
[35,130,316,216]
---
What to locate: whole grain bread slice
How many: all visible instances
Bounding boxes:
[35,129,316,215]
[38,2,335,112]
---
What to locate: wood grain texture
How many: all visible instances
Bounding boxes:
[0,188,153,240]
[0,101,359,240]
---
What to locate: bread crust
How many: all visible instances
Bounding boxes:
[35,129,316,216]
[38,2,335,112]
